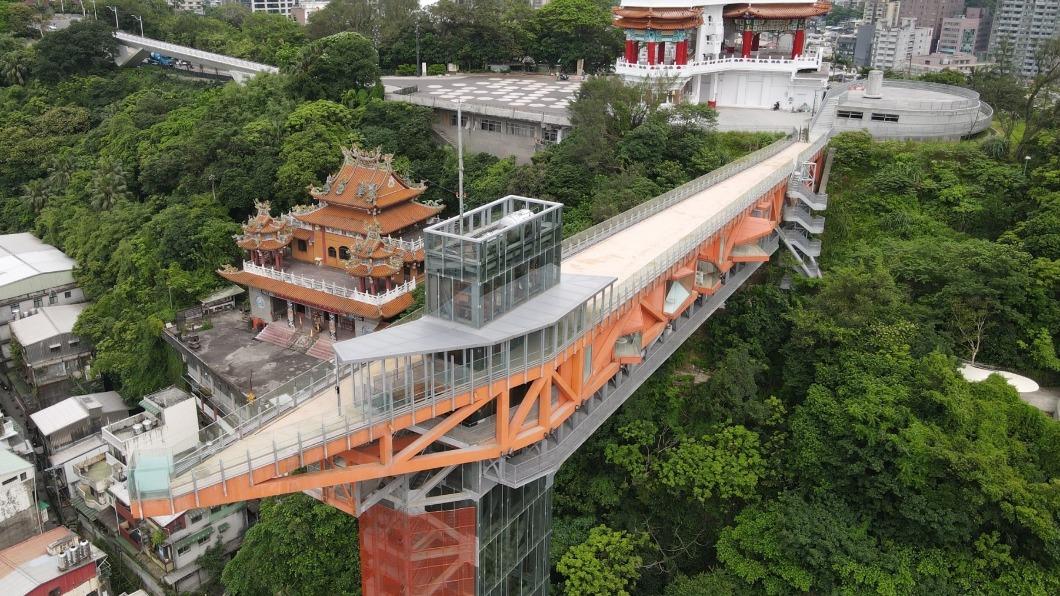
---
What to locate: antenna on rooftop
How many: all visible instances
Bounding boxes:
[457,99,465,234]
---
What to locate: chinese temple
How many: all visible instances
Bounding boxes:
[219,146,443,343]
[613,1,832,109]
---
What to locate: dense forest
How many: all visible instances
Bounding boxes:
[2,1,1059,594]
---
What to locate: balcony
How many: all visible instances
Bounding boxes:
[615,48,823,80]
[242,261,415,306]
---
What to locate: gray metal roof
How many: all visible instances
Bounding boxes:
[334,273,614,364]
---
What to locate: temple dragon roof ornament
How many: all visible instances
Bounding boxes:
[234,200,293,250]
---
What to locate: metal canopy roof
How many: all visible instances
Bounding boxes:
[333,273,615,364]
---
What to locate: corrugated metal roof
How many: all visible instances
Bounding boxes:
[9,303,87,346]
[31,392,127,437]
[333,273,615,364]
[0,233,76,296]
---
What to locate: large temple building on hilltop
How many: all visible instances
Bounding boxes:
[219,146,443,342]
[613,1,833,110]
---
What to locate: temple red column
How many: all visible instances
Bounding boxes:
[624,39,636,63]
[657,41,666,64]
[646,41,657,65]
[792,27,805,58]
[741,30,754,58]
[675,40,688,65]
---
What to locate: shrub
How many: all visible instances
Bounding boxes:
[427,63,446,76]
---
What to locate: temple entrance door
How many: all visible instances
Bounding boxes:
[270,297,288,323]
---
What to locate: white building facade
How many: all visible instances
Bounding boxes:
[988,0,1060,77]
[870,17,933,70]
[612,0,832,110]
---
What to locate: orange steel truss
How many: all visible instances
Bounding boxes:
[133,149,826,519]
[360,504,477,595]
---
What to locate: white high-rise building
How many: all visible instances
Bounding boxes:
[870,17,933,71]
[250,0,299,18]
[988,0,1060,77]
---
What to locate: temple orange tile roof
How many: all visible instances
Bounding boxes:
[295,202,442,235]
[723,2,831,19]
[309,146,426,210]
[217,269,413,319]
[613,6,703,29]
[236,201,293,251]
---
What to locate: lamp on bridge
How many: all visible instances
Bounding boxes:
[130,14,143,37]
[105,5,117,29]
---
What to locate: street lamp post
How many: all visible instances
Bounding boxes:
[131,14,143,36]
[90,0,96,20]
[1023,155,1032,176]
[106,5,117,29]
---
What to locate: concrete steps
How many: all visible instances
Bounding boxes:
[306,337,336,361]
[254,322,297,349]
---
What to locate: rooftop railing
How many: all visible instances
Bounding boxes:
[241,261,415,305]
[614,48,824,77]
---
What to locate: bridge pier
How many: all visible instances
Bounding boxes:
[114,44,149,68]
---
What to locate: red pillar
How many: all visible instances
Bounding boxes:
[752,33,760,51]
[624,39,636,63]
[792,27,805,58]
[657,41,666,64]
[675,40,688,65]
[741,30,754,58]
[646,41,657,65]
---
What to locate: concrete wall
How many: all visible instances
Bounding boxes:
[432,109,565,163]
[712,70,819,110]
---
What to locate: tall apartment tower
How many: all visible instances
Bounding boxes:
[989,0,1060,77]
[863,0,903,26]
[899,0,967,49]
[870,17,934,70]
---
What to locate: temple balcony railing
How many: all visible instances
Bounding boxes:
[241,261,416,305]
[614,47,823,78]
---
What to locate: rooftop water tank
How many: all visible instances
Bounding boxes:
[865,70,883,99]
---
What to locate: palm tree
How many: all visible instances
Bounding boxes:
[89,160,131,211]
[21,179,50,213]
[0,50,31,86]
[46,150,77,192]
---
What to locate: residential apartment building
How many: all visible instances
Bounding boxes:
[870,17,933,71]
[989,0,1060,77]
[250,0,299,18]
[291,0,328,24]
[0,233,84,367]
[65,387,250,593]
[9,304,93,405]
[863,0,903,25]
[898,0,967,48]
[910,50,990,73]
[938,7,992,54]
[0,449,39,549]
[0,527,106,595]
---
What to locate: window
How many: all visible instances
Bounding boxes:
[339,246,351,260]
[177,544,191,556]
[837,110,864,119]
[480,119,502,132]
[871,113,900,122]
[68,338,79,348]
[505,122,534,137]
[189,511,204,524]
[449,113,466,126]
[19,472,27,481]
[33,297,42,308]
[542,128,560,144]
[2,476,16,485]
[64,291,71,298]
[197,534,211,545]
[327,246,337,258]
[49,293,57,305]
[296,239,307,252]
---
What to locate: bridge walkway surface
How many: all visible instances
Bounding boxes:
[112,32,278,82]
[129,132,826,518]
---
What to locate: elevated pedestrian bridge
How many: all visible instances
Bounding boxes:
[129,131,831,518]
[112,32,278,83]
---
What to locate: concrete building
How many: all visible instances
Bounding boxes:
[939,7,991,54]
[988,0,1060,77]
[0,409,32,457]
[0,527,106,595]
[250,0,298,18]
[291,0,328,24]
[0,233,84,367]
[8,304,93,405]
[65,387,250,593]
[898,0,967,48]
[863,0,904,25]
[910,50,989,74]
[0,449,38,549]
[870,17,933,71]
[31,392,128,495]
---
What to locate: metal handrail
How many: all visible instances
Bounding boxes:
[561,130,798,259]
[241,261,415,305]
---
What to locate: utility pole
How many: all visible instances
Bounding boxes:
[209,174,216,202]
[456,100,464,234]
[131,14,143,36]
[106,5,117,29]
[415,14,421,77]
[90,0,96,20]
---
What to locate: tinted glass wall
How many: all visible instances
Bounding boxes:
[477,476,553,596]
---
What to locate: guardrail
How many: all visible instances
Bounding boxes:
[561,130,798,259]
[113,32,278,74]
[615,48,823,78]
[241,262,415,305]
